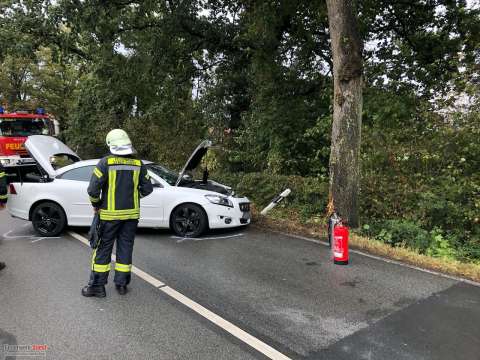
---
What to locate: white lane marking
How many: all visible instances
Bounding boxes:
[68,231,90,246]
[132,265,165,288]
[2,230,59,242]
[69,231,166,287]
[68,231,291,360]
[3,230,34,239]
[172,233,245,243]
[270,230,480,288]
[161,286,291,360]
[30,237,61,243]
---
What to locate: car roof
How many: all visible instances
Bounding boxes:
[55,159,153,176]
[55,159,98,175]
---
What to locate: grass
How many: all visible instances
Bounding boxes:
[251,206,480,284]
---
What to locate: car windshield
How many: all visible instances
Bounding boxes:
[50,154,79,170]
[147,163,178,186]
[0,119,49,137]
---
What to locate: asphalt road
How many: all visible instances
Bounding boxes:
[1,210,479,360]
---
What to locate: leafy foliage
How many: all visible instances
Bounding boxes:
[0,0,479,260]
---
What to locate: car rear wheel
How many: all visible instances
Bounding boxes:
[32,202,67,237]
[170,203,208,238]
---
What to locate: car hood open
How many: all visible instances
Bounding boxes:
[24,135,81,177]
[175,140,212,186]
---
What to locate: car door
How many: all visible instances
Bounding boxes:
[56,165,95,226]
[139,172,166,228]
[57,166,166,228]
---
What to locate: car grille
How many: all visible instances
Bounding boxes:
[239,202,250,212]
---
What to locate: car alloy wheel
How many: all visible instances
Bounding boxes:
[171,203,207,238]
[32,202,67,237]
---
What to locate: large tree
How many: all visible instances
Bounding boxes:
[326,0,363,227]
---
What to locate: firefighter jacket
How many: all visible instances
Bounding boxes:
[0,164,7,205]
[87,155,153,221]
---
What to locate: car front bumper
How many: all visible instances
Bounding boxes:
[204,197,251,229]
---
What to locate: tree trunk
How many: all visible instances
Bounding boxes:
[326,0,363,228]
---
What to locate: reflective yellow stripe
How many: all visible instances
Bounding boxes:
[99,212,139,220]
[115,263,132,272]
[0,172,5,178]
[100,209,139,215]
[91,248,97,271]
[133,170,139,210]
[0,194,7,199]
[93,263,111,272]
[93,167,103,178]
[108,170,116,211]
[111,170,116,209]
[89,196,100,202]
[107,171,112,210]
[107,158,141,166]
[99,213,140,221]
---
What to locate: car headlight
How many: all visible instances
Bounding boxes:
[205,194,233,207]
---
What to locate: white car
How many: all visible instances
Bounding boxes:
[7,135,251,237]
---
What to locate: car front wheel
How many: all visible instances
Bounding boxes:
[31,202,67,237]
[170,203,208,238]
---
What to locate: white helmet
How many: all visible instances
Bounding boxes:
[106,129,134,155]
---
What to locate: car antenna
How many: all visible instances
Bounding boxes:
[202,166,208,184]
[201,152,209,184]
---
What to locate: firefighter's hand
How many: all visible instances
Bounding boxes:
[0,204,6,210]
[93,207,99,213]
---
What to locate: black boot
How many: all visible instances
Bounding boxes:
[82,285,106,298]
[0,262,5,271]
[115,285,128,295]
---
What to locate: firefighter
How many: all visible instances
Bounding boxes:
[0,163,7,271]
[82,129,153,297]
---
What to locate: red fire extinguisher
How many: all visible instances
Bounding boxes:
[328,212,349,265]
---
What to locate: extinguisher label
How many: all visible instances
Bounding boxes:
[334,236,344,257]
[332,226,349,264]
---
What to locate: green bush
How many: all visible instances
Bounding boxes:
[361,220,431,253]
[426,228,457,260]
[359,172,480,261]
[360,220,469,261]
[212,172,329,220]
[215,167,479,262]
[358,108,480,261]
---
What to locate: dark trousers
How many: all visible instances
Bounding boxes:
[89,219,138,286]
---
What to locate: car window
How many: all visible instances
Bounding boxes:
[59,165,95,182]
[149,173,164,188]
[146,164,177,186]
[50,154,79,170]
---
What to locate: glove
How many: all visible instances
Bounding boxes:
[88,213,102,249]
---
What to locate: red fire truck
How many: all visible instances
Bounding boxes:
[0,107,58,167]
